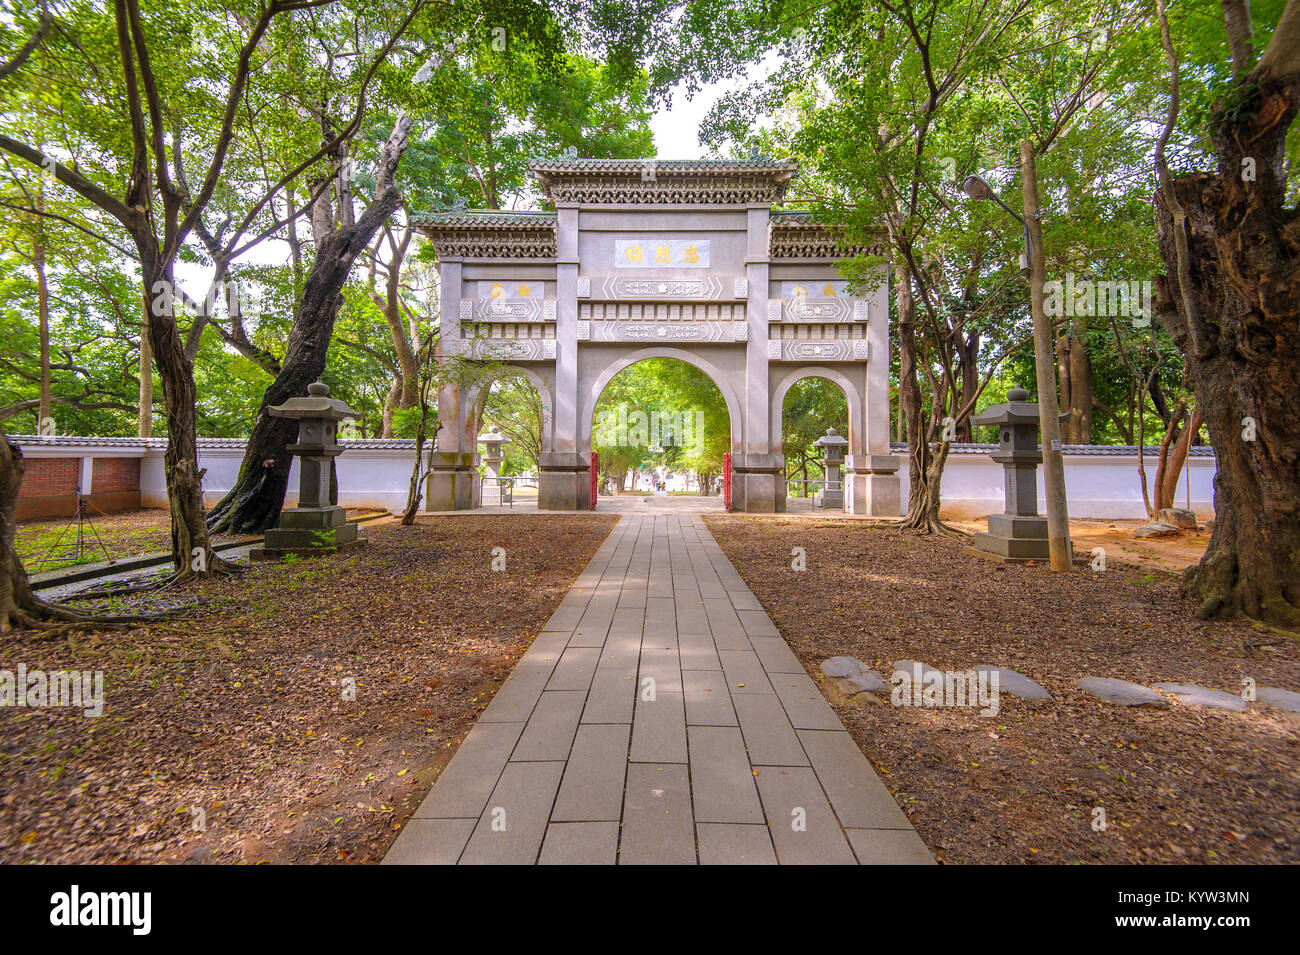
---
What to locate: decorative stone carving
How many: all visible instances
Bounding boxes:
[445,338,557,361]
[768,340,869,362]
[768,211,872,259]
[576,320,591,340]
[413,212,557,259]
[529,158,797,205]
[576,277,591,298]
[853,300,870,322]
[766,300,783,322]
[785,297,852,323]
[585,321,744,343]
[464,297,557,323]
[734,278,748,299]
[580,302,744,322]
[598,276,726,300]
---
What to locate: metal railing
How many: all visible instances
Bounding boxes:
[785,478,844,509]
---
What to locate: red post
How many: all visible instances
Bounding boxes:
[723,452,732,511]
[589,451,598,510]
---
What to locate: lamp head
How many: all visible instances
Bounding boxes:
[962,175,993,201]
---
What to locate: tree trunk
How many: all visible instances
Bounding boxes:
[34,195,51,428]
[137,248,221,574]
[138,291,152,437]
[895,260,946,532]
[208,116,413,533]
[955,331,978,442]
[1153,46,1300,625]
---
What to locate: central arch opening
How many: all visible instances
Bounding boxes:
[589,357,732,508]
[780,375,849,511]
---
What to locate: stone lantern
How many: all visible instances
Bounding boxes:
[252,381,366,559]
[478,425,512,504]
[813,426,849,509]
[963,387,1064,562]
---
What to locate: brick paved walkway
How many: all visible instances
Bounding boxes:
[383,514,934,865]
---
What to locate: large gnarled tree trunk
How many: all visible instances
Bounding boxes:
[208,115,413,533]
[1153,0,1300,626]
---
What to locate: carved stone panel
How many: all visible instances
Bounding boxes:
[446,338,557,361]
[586,321,744,343]
[767,339,869,362]
[461,297,557,323]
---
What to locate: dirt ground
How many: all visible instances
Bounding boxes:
[947,516,1213,575]
[0,514,615,864]
[704,515,1300,865]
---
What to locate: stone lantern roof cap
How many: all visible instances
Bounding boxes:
[971,387,1069,428]
[813,426,849,448]
[478,425,511,445]
[268,381,358,421]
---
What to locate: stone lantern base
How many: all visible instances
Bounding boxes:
[249,505,367,560]
[963,514,1050,563]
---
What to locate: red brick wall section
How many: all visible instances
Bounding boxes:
[92,456,140,493]
[17,456,79,499]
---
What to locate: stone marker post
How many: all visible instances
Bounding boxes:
[251,381,366,559]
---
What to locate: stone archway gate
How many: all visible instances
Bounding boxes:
[414,158,900,515]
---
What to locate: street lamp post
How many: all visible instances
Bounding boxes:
[962,145,1073,572]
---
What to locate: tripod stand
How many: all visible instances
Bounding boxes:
[32,484,115,570]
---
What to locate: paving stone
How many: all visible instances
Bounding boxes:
[733,694,809,766]
[629,690,687,763]
[1077,676,1169,707]
[697,823,778,865]
[719,649,774,694]
[545,647,601,692]
[688,726,764,824]
[1153,682,1249,712]
[638,646,683,695]
[771,671,843,730]
[821,656,866,679]
[511,690,586,761]
[845,828,936,865]
[797,730,912,830]
[412,720,524,819]
[678,631,722,670]
[683,668,738,726]
[619,763,695,865]
[477,656,557,723]
[725,589,764,612]
[381,818,476,865]
[974,665,1053,701]
[737,609,780,638]
[597,632,641,671]
[754,766,856,865]
[1257,686,1300,714]
[552,723,631,821]
[582,666,637,724]
[704,598,749,650]
[749,636,804,674]
[459,761,564,865]
[539,822,619,865]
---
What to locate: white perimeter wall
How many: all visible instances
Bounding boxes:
[20,438,1215,520]
[898,449,1216,520]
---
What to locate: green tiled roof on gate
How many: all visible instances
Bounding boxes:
[408,210,556,227]
[526,157,798,174]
